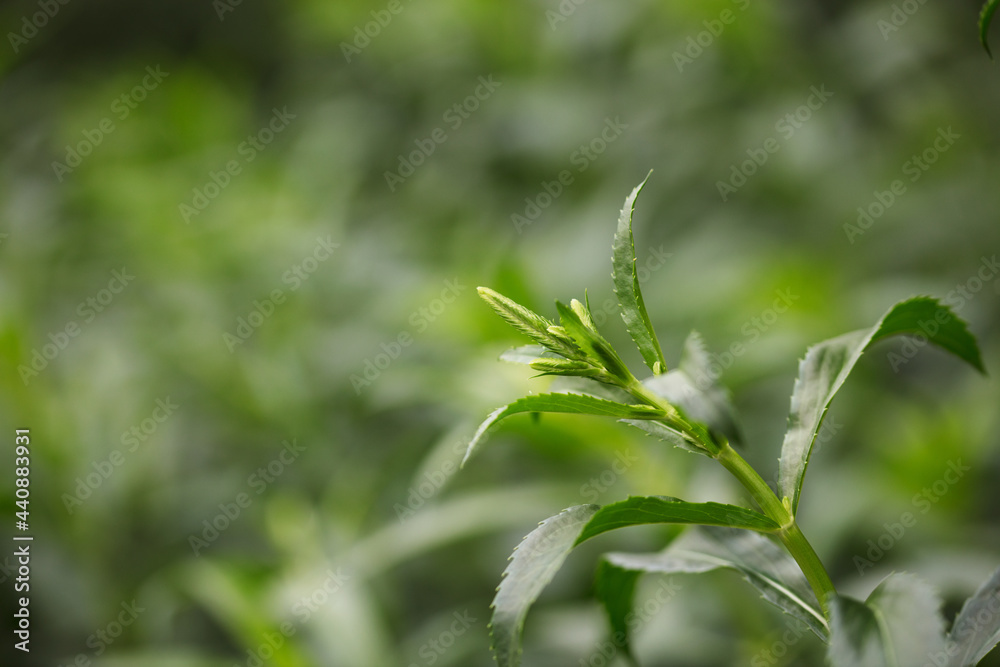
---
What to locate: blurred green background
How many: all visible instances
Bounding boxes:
[1,0,998,665]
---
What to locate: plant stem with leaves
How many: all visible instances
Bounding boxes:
[460,176,991,667]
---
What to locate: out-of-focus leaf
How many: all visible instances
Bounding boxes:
[619,418,707,455]
[946,565,1000,666]
[642,331,744,447]
[499,345,550,364]
[462,393,663,465]
[593,559,642,666]
[612,173,667,375]
[596,526,827,660]
[828,573,945,667]
[574,496,780,545]
[778,297,984,515]
[490,505,600,667]
[981,0,1000,57]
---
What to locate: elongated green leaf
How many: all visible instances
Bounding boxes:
[575,496,780,545]
[595,527,827,660]
[593,559,642,666]
[555,300,632,382]
[491,504,600,667]
[462,393,664,466]
[946,565,1000,666]
[828,573,945,667]
[478,287,580,359]
[612,173,667,374]
[981,0,1000,57]
[642,331,744,447]
[499,345,549,364]
[779,297,983,514]
[620,418,708,455]
[549,376,634,404]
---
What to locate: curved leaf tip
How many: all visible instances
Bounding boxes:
[981,0,1000,58]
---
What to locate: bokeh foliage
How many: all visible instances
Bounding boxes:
[1,0,998,665]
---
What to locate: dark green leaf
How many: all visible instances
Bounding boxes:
[946,565,1000,666]
[981,0,1000,57]
[597,527,827,655]
[778,297,983,515]
[612,173,667,374]
[593,559,642,666]
[462,393,664,466]
[828,573,945,667]
[491,505,600,667]
[575,496,780,546]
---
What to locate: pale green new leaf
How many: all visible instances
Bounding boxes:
[574,496,780,545]
[779,297,983,515]
[946,565,1000,666]
[828,573,945,667]
[981,0,1000,57]
[595,527,828,660]
[555,300,631,382]
[612,173,667,374]
[462,393,664,466]
[499,345,550,365]
[491,505,600,667]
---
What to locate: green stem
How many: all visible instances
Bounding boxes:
[622,379,837,616]
[715,442,788,522]
[716,443,837,616]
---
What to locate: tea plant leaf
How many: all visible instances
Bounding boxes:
[778,297,983,515]
[593,559,642,666]
[549,376,634,404]
[945,565,1000,666]
[981,0,1000,58]
[575,496,780,545]
[491,504,600,667]
[462,393,664,466]
[499,345,550,364]
[619,418,708,456]
[828,573,945,667]
[642,331,744,447]
[478,287,580,359]
[612,173,668,375]
[555,300,632,382]
[595,526,828,660]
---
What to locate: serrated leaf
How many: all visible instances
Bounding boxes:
[779,297,984,515]
[612,173,668,374]
[491,505,600,667]
[499,345,551,364]
[479,287,579,358]
[981,0,1000,58]
[619,418,708,456]
[595,527,827,660]
[946,565,1000,666]
[462,393,664,466]
[642,331,744,448]
[828,573,945,667]
[555,300,631,382]
[549,376,634,404]
[574,496,780,546]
